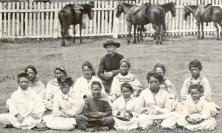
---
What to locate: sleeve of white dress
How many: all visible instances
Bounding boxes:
[33,95,46,117]
[39,82,46,100]
[135,92,145,113]
[65,97,85,117]
[201,100,212,119]
[166,80,177,97]
[111,99,119,116]
[8,96,18,116]
[181,79,189,100]
[110,76,121,96]
[45,81,53,101]
[202,78,212,101]
[52,95,64,117]
[132,78,143,90]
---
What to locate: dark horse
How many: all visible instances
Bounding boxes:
[116,2,166,45]
[58,2,94,46]
[184,4,222,40]
[139,2,176,41]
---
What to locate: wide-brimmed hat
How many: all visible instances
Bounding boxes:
[103,40,120,48]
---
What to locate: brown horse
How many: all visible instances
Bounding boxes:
[184,4,222,40]
[142,2,176,41]
[116,2,166,45]
[58,2,94,46]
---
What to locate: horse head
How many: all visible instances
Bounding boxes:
[81,2,94,20]
[170,2,176,17]
[116,3,124,18]
[183,5,197,21]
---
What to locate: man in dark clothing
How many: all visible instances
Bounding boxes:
[98,40,124,93]
[76,81,115,132]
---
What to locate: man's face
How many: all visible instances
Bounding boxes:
[190,67,201,79]
[18,77,29,91]
[26,68,36,81]
[149,76,160,92]
[120,62,129,75]
[60,83,71,95]
[91,84,102,99]
[106,45,116,54]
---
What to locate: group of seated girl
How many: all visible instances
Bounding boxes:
[0,59,220,132]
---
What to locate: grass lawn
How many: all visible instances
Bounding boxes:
[0,36,222,133]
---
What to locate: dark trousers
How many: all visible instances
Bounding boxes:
[75,115,115,130]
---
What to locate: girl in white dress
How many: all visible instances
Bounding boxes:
[177,84,217,131]
[73,61,107,99]
[110,59,143,102]
[25,65,46,100]
[44,65,67,110]
[112,82,139,131]
[43,77,84,130]
[0,73,45,129]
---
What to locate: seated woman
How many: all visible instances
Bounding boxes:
[0,73,45,129]
[177,84,217,131]
[154,63,177,100]
[43,77,84,131]
[181,59,220,116]
[136,71,175,129]
[77,81,115,132]
[110,59,143,102]
[25,65,46,100]
[73,61,107,99]
[112,82,139,131]
[45,65,67,111]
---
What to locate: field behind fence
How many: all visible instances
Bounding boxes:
[0,0,222,39]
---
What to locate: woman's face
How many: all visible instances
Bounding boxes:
[121,87,132,99]
[54,70,66,80]
[190,67,201,79]
[82,66,93,79]
[106,45,116,54]
[190,89,201,101]
[120,62,130,75]
[60,83,71,95]
[155,67,165,78]
[26,68,36,81]
[19,77,29,91]
[148,76,160,92]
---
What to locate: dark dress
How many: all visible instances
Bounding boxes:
[76,97,115,130]
[98,52,124,93]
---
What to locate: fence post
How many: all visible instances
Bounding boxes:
[0,2,2,38]
[112,1,118,39]
[54,2,59,38]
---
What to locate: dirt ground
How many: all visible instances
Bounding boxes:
[0,36,222,133]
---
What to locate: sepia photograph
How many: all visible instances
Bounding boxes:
[0,0,222,132]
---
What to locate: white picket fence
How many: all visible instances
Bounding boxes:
[0,0,222,39]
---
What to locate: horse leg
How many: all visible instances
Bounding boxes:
[140,25,144,42]
[153,24,157,40]
[201,22,204,39]
[137,25,140,42]
[61,26,66,46]
[197,23,201,39]
[156,26,160,45]
[73,25,75,43]
[133,24,137,43]
[213,22,220,40]
[218,22,222,39]
[127,22,132,44]
[79,23,83,43]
